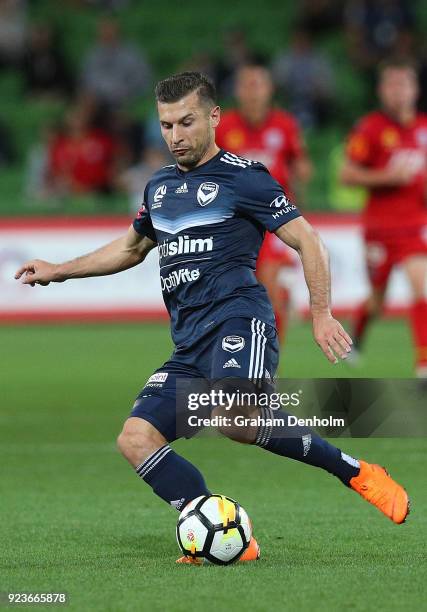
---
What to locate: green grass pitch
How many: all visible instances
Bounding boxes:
[1,320,426,611]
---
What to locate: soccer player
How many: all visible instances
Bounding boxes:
[216,63,312,343]
[341,60,427,377]
[15,72,409,564]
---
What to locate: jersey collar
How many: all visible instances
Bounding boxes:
[175,148,224,177]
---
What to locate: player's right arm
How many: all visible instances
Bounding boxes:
[14,225,156,287]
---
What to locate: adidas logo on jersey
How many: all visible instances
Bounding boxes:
[175,182,188,194]
[223,358,241,369]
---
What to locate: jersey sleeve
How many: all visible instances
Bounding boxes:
[132,185,157,242]
[345,117,376,166]
[235,163,301,232]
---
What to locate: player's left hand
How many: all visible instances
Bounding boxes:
[312,313,353,364]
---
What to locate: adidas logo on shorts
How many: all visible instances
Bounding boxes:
[223,358,241,369]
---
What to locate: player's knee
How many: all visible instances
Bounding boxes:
[116,429,137,458]
[116,429,160,465]
[116,430,144,464]
[117,418,167,466]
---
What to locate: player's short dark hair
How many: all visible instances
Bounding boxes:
[155,72,217,107]
[378,58,418,79]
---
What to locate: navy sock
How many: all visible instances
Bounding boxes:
[255,407,360,485]
[135,445,210,511]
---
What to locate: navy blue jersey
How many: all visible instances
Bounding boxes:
[133,149,300,348]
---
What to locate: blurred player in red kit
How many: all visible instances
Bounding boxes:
[341,60,427,377]
[216,64,312,343]
[49,107,117,196]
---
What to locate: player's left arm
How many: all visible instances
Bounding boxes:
[275,217,353,363]
[235,163,352,362]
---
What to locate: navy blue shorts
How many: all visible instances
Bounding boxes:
[129,317,279,442]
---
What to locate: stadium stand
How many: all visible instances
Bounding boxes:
[0,0,426,215]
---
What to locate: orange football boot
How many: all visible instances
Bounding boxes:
[175,555,203,565]
[238,536,260,561]
[350,460,410,524]
[176,536,260,564]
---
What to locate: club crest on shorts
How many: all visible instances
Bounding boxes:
[197,182,219,206]
[222,335,245,353]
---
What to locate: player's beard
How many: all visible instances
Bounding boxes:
[174,131,212,169]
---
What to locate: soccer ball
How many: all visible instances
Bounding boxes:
[176,494,252,565]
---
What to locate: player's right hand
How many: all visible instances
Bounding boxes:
[14,260,62,287]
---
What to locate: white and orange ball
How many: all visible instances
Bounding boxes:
[176,494,252,565]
